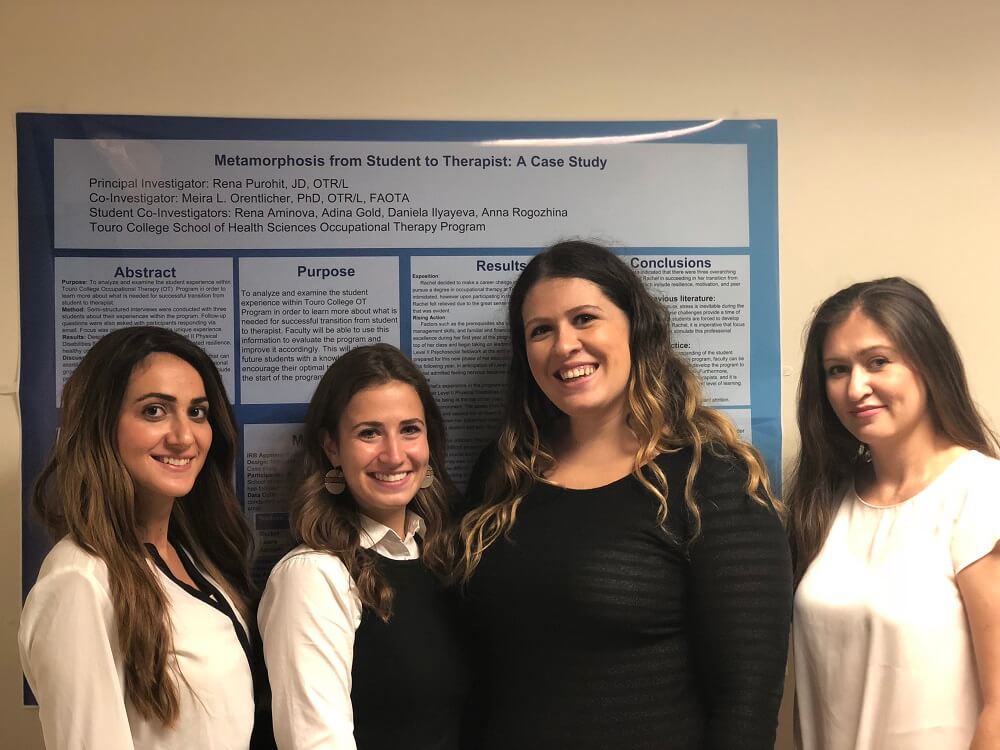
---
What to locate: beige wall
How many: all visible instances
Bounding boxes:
[3,1,998,747]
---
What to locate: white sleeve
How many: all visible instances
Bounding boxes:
[259,552,363,750]
[18,568,136,750]
[951,474,1000,574]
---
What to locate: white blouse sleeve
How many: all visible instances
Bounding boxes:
[18,567,135,750]
[259,550,363,750]
[951,460,1000,574]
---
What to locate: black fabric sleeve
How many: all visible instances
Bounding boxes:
[687,452,793,750]
[457,443,500,748]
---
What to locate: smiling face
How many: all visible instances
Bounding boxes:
[521,276,632,424]
[323,379,430,531]
[116,352,212,509]
[822,308,934,451]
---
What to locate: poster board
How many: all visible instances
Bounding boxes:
[18,114,780,588]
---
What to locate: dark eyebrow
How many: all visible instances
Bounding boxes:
[524,304,603,329]
[134,393,209,404]
[135,392,177,403]
[351,418,425,429]
[822,345,897,364]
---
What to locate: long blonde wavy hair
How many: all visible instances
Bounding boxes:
[31,327,253,726]
[289,344,459,621]
[456,241,777,580]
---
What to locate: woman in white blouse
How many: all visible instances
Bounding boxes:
[787,277,1000,750]
[259,344,467,750]
[19,327,257,749]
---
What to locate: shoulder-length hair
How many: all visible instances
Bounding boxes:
[456,240,774,579]
[290,343,458,621]
[786,276,999,581]
[31,326,253,725]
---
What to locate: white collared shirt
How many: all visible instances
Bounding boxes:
[259,511,425,750]
[19,538,254,750]
[358,511,425,560]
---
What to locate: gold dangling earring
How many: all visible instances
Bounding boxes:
[324,467,346,494]
[420,465,435,489]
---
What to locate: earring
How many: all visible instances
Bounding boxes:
[324,467,346,495]
[857,443,872,463]
[420,466,435,489]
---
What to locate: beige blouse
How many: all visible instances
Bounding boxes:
[794,450,1000,750]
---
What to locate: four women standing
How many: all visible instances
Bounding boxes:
[22,248,994,750]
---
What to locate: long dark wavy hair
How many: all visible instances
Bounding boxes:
[289,343,458,621]
[456,240,775,578]
[31,326,253,725]
[786,277,999,582]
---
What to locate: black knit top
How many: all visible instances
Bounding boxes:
[463,447,793,750]
[352,556,469,750]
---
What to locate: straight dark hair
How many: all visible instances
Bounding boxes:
[32,326,253,724]
[786,277,999,581]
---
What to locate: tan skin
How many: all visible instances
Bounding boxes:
[322,380,430,539]
[960,551,1000,748]
[824,309,1000,746]
[138,500,197,589]
[117,353,212,590]
[521,277,639,489]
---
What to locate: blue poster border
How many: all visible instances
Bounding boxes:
[17,114,781,623]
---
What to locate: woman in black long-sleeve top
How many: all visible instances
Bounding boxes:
[455,241,793,750]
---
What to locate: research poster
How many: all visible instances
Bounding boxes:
[18,114,780,590]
